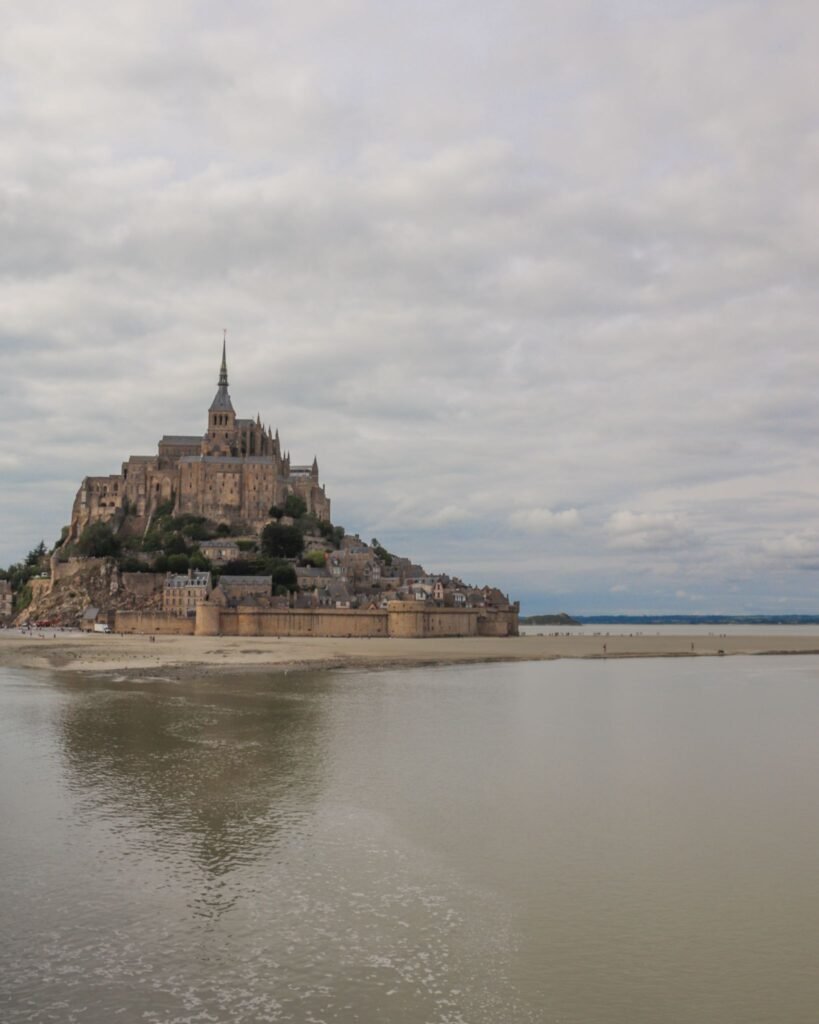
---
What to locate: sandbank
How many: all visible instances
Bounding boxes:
[2,629,819,678]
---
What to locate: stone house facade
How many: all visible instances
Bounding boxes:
[163,570,212,616]
[198,539,241,565]
[0,580,12,621]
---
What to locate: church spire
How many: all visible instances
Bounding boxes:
[219,329,229,387]
[209,331,235,415]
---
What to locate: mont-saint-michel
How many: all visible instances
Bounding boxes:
[10,341,519,639]
[66,339,331,544]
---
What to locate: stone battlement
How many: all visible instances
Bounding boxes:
[114,601,518,638]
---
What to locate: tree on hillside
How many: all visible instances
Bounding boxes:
[371,538,393,565]
[163,533,189,556]
[261,523,304,559]
[77,522,120,558]
[167,553,190,573]
[269,560,298,591]
[283,495,307,519]
[25,541,47,566]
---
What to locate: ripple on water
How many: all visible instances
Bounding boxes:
[6,803,539,1024]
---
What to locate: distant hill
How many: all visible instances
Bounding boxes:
[520,612,580,626]
[575,615,819,625]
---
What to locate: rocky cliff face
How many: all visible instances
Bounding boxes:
[18,558,164,626]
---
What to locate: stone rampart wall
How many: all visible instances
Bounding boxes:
[51,557,108,585]
[193,601,517,638]
[115,611,195,635]
[196,606,388,637]
[477,609,519,636]
[386,601,481,637]
[121,572,165,597]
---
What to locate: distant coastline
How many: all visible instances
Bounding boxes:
[519,613,580,626]
[573,614,819,626]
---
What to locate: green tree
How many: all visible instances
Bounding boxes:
[164,533,189,556]
[77,522,120,558]
[269,560,298,591]
[153,498,175,519]
[283,495,307,519]
[188,551,211,572]
[13,584,33,614]
[304,550,326,568]
[316,519,344,548]
[25,540,47,566]
[167,553,190,573]
[1,562,34,591]
[142,530,163,552]
[221,558,266,575]
[261,523,304,559]
[118,556,147,573]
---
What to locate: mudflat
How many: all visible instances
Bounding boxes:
[3,629,819,677]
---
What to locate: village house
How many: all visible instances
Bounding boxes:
[217,575,273,604]
[295,565,330,590]
[328,555,346,579]
[198,539,242,565]
[318,581,352,608]
[163,570,212,616]
[0,580,12,621]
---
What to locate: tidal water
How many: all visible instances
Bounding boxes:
[3,656,819,1023]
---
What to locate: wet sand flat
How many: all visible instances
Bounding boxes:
[3,629,819,677]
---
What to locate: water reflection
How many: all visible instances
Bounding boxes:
[56,671,330,912]
[8,657,819,1023]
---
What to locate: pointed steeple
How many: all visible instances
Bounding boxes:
[209,331,235,415]
[219,330,229,387]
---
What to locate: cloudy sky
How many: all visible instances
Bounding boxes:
[1,0,818,614]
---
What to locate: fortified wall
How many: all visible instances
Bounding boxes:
[115,611,196,635]
[115,601,518,638]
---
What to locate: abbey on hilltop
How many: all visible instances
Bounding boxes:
[66,339,331,542]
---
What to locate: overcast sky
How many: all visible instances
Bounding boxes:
[1,0,818,614]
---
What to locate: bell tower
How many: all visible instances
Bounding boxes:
[207,333,236,446]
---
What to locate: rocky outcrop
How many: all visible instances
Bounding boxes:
[18,558,164,626]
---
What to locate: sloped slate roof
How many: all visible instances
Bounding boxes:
[209,386,235,412]
[160,435,202,446]
[165,572,211,589]
[220,576,272,587]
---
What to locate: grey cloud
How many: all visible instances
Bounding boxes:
[1,0,818,613]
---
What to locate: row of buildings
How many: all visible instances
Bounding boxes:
[155,533,516,617]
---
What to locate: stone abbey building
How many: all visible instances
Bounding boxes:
[67,341,330,542]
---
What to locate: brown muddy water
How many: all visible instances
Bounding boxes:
[3,656,819,1023]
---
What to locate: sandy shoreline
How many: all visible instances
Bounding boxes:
[3,629,819,678]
